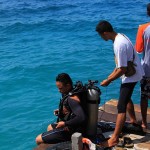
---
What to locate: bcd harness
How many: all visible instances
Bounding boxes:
[57,81,86,122]
[57,80,101,123]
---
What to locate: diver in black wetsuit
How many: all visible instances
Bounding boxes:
[35,73,86,144]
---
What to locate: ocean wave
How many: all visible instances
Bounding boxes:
[1,1,149,150]
[0,4,77,15]
[0,18,96,35]
[0,0,78,19]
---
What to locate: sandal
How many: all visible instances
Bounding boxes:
[115,147,127,150]
[116,138,124,147]
[123,137,134,148]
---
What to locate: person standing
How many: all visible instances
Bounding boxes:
[135,3,150,129]
[96,20,144,147]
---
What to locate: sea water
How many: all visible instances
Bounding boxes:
[0,0,149,149]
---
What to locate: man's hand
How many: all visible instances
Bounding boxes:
[56,121,69,131]
[54,109,59,116]
[56,121,65,128]
[100,79,111,86]
[101,67,126,87]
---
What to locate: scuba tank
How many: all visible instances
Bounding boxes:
[62,80,101,139]
[85,80,101,139]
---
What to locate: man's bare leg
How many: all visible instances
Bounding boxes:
[127,100,137,124]
[47,124,53,131]
[36,134,44,145]
[141,98,148,128]
[100,113,126,147]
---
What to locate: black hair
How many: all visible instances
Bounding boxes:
[147,3,150,16]
[56,73,73,86]
[96,20,114,34]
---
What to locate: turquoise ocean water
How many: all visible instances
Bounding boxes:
[0,0,150,149]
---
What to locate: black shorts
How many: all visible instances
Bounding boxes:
[140,77,150,99]
[117,82,137,113]
[41,123,72,144]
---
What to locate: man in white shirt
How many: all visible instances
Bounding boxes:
[96,20,144,147]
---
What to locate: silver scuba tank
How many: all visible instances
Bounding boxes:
[85,80,101,138]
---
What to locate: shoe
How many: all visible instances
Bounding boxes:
[122,123,146,136]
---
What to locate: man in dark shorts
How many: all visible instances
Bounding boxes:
[135,3,150,128]
[35,73,86,144]
[140,77,150,127]
[96,20,144,147]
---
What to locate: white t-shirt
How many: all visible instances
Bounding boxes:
[113,33,144,84]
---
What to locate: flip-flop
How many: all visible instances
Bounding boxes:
[114,147,127,150]
[96,140,118,150]
[123,137,134,148]
[116,138,124,147]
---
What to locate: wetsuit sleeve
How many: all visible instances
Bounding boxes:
[65,97,85,127]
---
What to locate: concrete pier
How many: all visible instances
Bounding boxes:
[34,99,150,150]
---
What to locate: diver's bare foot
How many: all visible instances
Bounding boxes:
[141,123,147,129]
[99,138,118,148]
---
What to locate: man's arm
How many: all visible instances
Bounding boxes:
[101,67,127,86]
[56,97,85,129]
[64,97,85,127]
[108,68,118,79]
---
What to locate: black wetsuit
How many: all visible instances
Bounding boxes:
[41,96,86,144]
